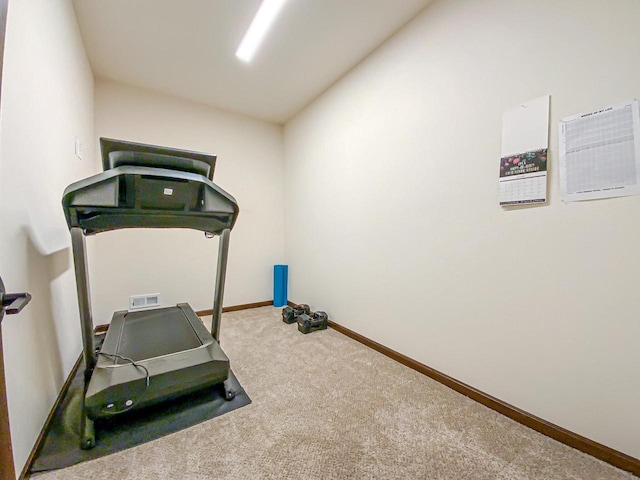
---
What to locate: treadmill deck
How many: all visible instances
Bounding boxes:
[86,303,229,419]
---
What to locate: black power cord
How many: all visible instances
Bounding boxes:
[96,351,151,415]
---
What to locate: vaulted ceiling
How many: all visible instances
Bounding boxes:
[72,0,431,123]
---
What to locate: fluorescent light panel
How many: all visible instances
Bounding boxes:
[236,0,288,63]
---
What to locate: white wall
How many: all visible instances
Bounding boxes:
[284,0,640,459]
[91,80,285,325]
[0,0,95,474]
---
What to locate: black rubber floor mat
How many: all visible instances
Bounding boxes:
[29,360,251,473]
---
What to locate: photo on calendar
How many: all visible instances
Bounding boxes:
[499,148,547,178]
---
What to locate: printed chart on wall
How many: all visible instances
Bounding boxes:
[559,100,640,202]
[499,95,550,206]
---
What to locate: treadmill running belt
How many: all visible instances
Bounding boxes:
[117,307,201,361]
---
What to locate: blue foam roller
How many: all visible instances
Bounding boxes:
[273,265,288,307]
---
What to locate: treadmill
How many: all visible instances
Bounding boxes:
[62,138,239,449]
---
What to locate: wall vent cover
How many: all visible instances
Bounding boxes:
[129,293,161,310]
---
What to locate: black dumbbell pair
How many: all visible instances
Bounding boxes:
[281,304,328,334]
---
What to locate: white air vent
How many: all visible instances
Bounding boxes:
[129,293,161,311]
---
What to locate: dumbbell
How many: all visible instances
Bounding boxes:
[297,311,328,334]
[282,304,310,324]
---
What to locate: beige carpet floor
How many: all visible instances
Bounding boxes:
[34,306,633,479]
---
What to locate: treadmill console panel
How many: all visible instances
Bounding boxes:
[63,139,237,235]
[100,137,216,180]
[62,166,238,234]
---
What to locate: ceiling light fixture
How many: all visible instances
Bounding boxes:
[236,0,288,63]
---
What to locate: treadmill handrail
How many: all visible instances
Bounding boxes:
[62,165,239,235]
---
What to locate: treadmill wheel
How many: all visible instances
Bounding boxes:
[223,378,236,401]
[80,414,95,449]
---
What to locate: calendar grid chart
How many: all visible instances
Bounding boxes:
[559,100,640,202]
